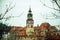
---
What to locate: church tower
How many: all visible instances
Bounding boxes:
[26,7,34,27]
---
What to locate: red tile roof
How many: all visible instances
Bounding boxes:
[40,22,50,28]
[11,27,26,31]
[11,22,60,39]
[17,31,27,36]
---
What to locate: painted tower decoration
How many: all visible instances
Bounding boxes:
[26,7,34,27]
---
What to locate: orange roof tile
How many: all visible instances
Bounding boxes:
[40,22,50,28]
[38,22,51,30]
[11,27,26,31]
[49,26,57,30]
[17,31,27,36]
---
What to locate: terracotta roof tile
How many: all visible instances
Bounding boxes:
[11,27,26,31]
[17,31,27,36]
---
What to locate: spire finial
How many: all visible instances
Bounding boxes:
[29,6,32,12]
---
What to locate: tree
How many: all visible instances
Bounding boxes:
[0,0,15,40]
[0,0,24,39]
[0,0,15,21]
[52,0,60,9]
[0,23,11,40]
[40,0,60,11]
[40,0,60,19]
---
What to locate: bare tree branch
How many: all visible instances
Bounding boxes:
[40,0,60,11]
[44,4,60,11]
[1,1,15,20]
[4,12,24,21]
[52,0,60,8]
[2,8,9,19]
[52,13,60,18]
[8,4,15,11]
[0,13,2,20]
[44,12,60,19]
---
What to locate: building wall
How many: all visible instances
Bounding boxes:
[16,37,37,40]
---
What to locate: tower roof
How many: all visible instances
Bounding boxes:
[27,7,32,17]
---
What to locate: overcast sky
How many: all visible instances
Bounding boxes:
[0,0,60,29]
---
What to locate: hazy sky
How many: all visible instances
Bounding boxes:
[0,0,60,29]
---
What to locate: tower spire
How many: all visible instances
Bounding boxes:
[29,6,32,12]
[26,7,34,27]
